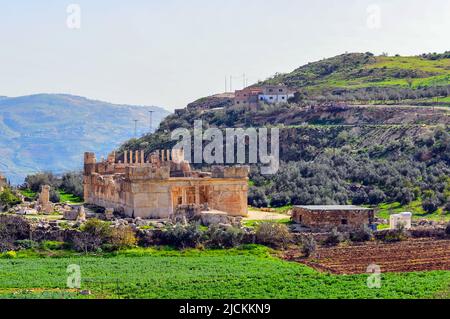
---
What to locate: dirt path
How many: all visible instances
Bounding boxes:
[245,210,290,221]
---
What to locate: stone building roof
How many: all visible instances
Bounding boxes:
[294,205,372,211]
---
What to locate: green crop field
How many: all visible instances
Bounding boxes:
[0,246,449,299]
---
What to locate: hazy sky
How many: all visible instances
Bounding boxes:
[1,0,449,111]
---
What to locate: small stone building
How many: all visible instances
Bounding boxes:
[291,205,374,231]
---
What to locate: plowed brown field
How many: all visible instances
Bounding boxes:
[285,238,450,274]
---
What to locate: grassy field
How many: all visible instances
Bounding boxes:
[58,190,83,204]
[19,189,36,198]
[0,245,449,299]
[376,200,450,222]
[19,189,83,204]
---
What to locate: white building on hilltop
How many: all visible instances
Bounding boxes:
[258,85,294,104]
[234,85,294,108]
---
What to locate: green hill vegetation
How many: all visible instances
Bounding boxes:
[260,52,450,105]
[119,52,450,220]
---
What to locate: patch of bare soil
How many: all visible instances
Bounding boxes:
[284,238,450,274]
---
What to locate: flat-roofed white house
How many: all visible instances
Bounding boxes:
[258,85,294,104]
[234,85,294,108]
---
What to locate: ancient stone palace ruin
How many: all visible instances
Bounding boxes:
[83,149,249,219]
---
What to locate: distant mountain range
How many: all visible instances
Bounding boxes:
[0,94,170,184]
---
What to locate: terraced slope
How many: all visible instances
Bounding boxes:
[286,239,450,274]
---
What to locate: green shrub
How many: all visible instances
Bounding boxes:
[376,224,409,242]
[40,241,65,250]
[349,226,373,242]
[0,215,31,252]
[61,172,84,199]
[324,228,345,246]
[422,198,439,214]
[444,202,450,215]
[206,225,245,248]
[72,231,100,253]
[15,240,39,250]
[255,222,292,248]
[300,235,317,257]
[73,219,112,253]
[57,222,73,230]
[411,227,445,239]
[0,188,21,208]
[49,189,60,203]
[382,230,406,242]
[161,223,205,249]
[109,226,137,250]
[4,251,17,259]
[81,219,111,237]
[24,172,60,193]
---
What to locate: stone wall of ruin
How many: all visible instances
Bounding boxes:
[83,151,249,219]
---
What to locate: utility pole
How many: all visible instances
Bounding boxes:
[148,110,154,133]
[230,75,233,92]
[225,76,228,92]
[133,119,138,138]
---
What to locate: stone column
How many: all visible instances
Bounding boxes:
[182,188,187,205]
[130,150,133,164]
[140,150,145,166]
[195,186,200,205]
[39,185,50,205]
[168,188,174,216]
[124,150,128,164]
[135,150,139,164]
[171,149,177,163]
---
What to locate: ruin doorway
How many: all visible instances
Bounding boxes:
[199,185,210,205]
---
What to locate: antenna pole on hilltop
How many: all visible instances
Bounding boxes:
[243,73,246,89]
[148,110,154,133]
[230,75,233,92]
[225,76,227,93]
